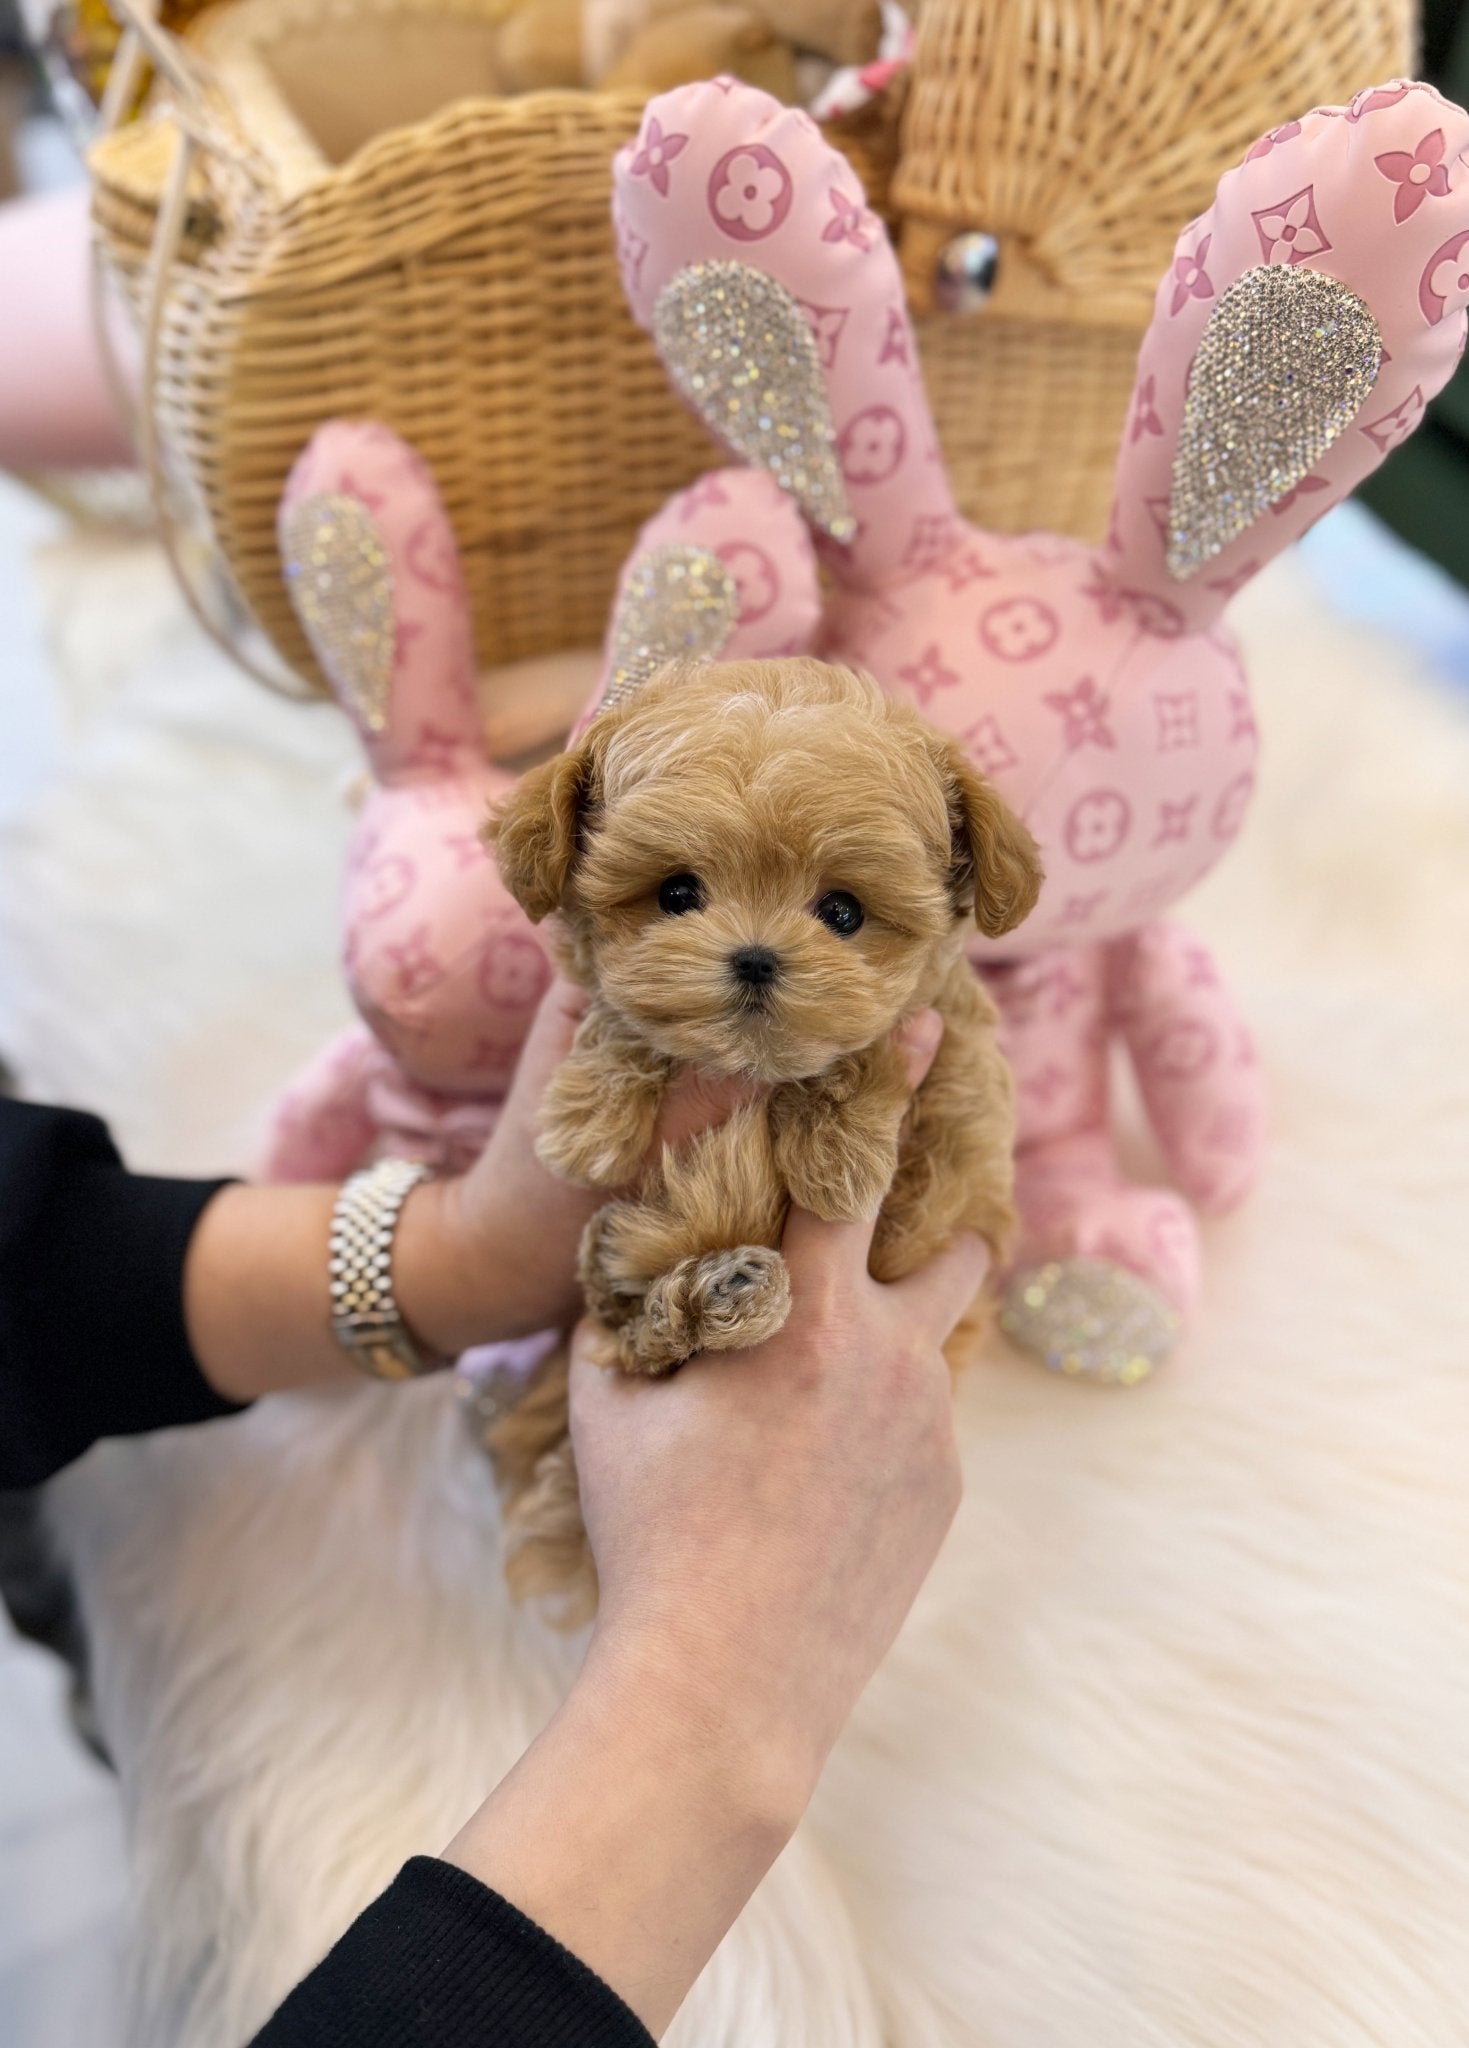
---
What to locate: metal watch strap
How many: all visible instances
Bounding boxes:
[329,1157,439,1380]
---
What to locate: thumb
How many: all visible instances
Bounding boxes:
[895,1007,943,1091]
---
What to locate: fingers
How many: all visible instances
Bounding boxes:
[500,978,588,1119]
[652,1066,764,1157]
[894,1008,943,1092]
[888,1231,990,1345]
[779,1202,879,1289]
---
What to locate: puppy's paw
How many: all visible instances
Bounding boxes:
[577,1202,652,1328]
[620,1245,791,1375]
[776,1116,899,1221]
[536,1112,646,1192]
[770,1058,908,1221]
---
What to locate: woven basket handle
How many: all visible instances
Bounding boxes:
[95,0,310,695]
[100,0,209,134]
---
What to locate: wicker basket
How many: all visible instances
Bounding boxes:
[89,0,1413,697]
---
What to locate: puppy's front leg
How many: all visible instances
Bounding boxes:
[769,1038,914,1222]
[537,997,675,1190]
[870,962,1017,1285]
[581,1101,790,1375]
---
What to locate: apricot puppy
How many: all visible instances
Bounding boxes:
[485,656,1040,1606]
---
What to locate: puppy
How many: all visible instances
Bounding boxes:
[485,656,1040,1609]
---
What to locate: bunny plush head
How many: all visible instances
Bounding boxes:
[601,78,1469,963]
[875,0,1413,541]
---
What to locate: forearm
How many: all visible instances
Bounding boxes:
[442,1629,809,2038]
[181,1180,351,1403]
[183,1174,574,1403]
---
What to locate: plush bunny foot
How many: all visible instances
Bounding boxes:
[999,1258,1179,1387]
[619,1245,790,1376]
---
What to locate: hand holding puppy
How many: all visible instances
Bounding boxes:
[486,655,1038,1615]
[448,1169,984,2041]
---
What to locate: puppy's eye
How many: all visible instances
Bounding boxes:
[814,890,864,937]
[658,872,704,916]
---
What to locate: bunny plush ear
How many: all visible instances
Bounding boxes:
[568,463,824,741]
[279,422,485,783]
[1106,83,1469,634]
[612,79,958,593]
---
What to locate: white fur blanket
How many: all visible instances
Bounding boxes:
[3,523,1468,2046]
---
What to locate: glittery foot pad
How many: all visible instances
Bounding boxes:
[999,1258,1180,1386]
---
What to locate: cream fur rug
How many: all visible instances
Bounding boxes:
[2,522,1468,2046]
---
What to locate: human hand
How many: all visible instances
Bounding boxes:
[398,979,764,1353]
[571,1016,986,1815]
[440,1011,969,2036]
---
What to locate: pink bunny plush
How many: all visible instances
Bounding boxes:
[263,424,557,1183]
[264,420,822,1185]
[588,75,1469,1378]
[266,77,1469,1388]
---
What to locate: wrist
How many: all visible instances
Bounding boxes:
[444,1614,806,2036]
[579,1615,822,1848]
[391,1173,494,1359]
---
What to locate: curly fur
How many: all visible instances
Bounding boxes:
[485,657,1041,1609]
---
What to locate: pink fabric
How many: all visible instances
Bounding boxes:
[263,81,1469,1329]
[263,423,553,1175]
[608,77,1469,961]
[0,189,135,472]
[983,928,1265,1312]
[583,76,1469,1311]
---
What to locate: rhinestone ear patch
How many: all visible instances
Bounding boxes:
[655,261,856,541]
[1167,265,1380,581]
[602,544,741,711]
[282,493,395,729]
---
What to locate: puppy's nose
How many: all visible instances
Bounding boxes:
[730,945,780,988]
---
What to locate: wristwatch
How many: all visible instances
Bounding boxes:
[328,1156,442,1380]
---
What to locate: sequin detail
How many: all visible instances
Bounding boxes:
[282,494,395,729]
[602,545,740,711]
[654,262,856,541]
[1167,266,1380,581]
[999,1258,1179,1386]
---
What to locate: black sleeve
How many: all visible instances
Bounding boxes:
[250,1857,656,2048]
[0,1099,245,1488]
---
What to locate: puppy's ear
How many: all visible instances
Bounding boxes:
[486,742,596,922]
[936,742,1043,938]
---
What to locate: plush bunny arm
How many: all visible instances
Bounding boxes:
[1106,82,1469,635]
[611,78,958,592]
[278,421,486,783]
[259,1024,383,1183]
[1107,924,1267,1215]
